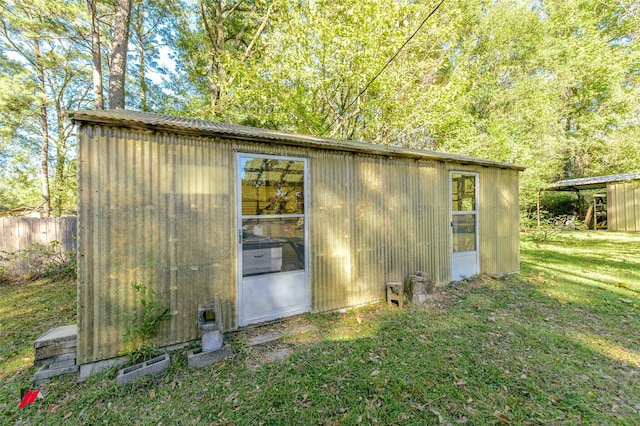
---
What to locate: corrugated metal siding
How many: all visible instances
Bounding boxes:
[78,126,236,364]
[477,167,520,274]
[309,154,452,313]
[608,182,640,231]
[78,124,521,364]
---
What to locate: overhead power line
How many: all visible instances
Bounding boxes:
[320,0,446,137]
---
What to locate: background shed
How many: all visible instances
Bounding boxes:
[548,173,640,231]
[71,110,523,365]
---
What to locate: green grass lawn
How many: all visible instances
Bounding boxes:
[1,231,639,424]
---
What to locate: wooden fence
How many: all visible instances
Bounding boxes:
[0,217,77,276]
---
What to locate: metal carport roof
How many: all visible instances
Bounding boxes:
[548,172,640,191]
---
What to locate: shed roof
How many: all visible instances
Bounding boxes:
[548,172,640,191]
[70,110,525,171]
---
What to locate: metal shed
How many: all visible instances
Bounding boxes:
[548,173,640,231]
[71,109,524,365]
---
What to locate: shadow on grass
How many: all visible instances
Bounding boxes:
[3,231,640,424]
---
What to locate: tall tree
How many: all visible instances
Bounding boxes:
[172,0,278,119]
[0,0,90,215]
[87,0,104,109]
[109,0,132,109]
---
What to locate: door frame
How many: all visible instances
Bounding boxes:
[450,171,480,281]
[236,153,310,326]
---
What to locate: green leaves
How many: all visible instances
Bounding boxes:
[121,282,171,364]
[0,0,638,214]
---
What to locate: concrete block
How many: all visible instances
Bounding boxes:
[247,331,282,346]
[202,329,224,352]
[34,352,76,367]
[32,364,78,386]
[34,324,77,349]
[198,293,223,332]
[79,357,128,381]
[34,343,77,361]
[187,344,232,369]
[49,358,77,369]
[116,353,170,385]
[387,281,403,309]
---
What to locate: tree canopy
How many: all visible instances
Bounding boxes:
[0,0,638,214]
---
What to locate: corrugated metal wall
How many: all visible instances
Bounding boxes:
[77,125,520,364]
[608,182,640,231]
[477,167,521,274]
[78,126,236,363]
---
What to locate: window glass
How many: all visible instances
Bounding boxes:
[452,214,476,252]
[240,158,304,216]
[241,218,305,276]
[452,174,476,211]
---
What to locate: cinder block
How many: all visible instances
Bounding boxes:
[49,358,77,369]
[387,281,403,309]
[34,343,77,361]
[116,353,170,385]
[32,364,79,386]
[79,357,128,381]
[187,344,233,369]
[34,351,77,367]
[202,330,224,352]
[198,293,223,332]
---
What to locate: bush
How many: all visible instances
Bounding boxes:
[0,240,76,282]
[121,282,171,365]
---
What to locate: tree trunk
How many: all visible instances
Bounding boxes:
[34,39,51,216]
[136,33,148,111]
[201,0,225,117]
[87,0,104,109]
[109,0,132,109]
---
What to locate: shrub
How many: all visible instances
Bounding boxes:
[121,282,171,364]
[0,240,76,282]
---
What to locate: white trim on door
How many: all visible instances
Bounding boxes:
[450,171,479,281]
[236,153,310,326]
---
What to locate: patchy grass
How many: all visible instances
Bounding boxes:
[2,231,639,424]
[0,277,76,419]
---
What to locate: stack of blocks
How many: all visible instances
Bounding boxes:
[187,294,232,368]
[32,324,78,386]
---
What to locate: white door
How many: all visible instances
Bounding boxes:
[451,172,479,281]
[237,154,309,326]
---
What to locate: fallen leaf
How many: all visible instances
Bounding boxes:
[370,370,380,377]
[410,402,425,412]
[48,405,61,413]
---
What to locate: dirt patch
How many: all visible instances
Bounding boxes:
[230,316,320,371]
